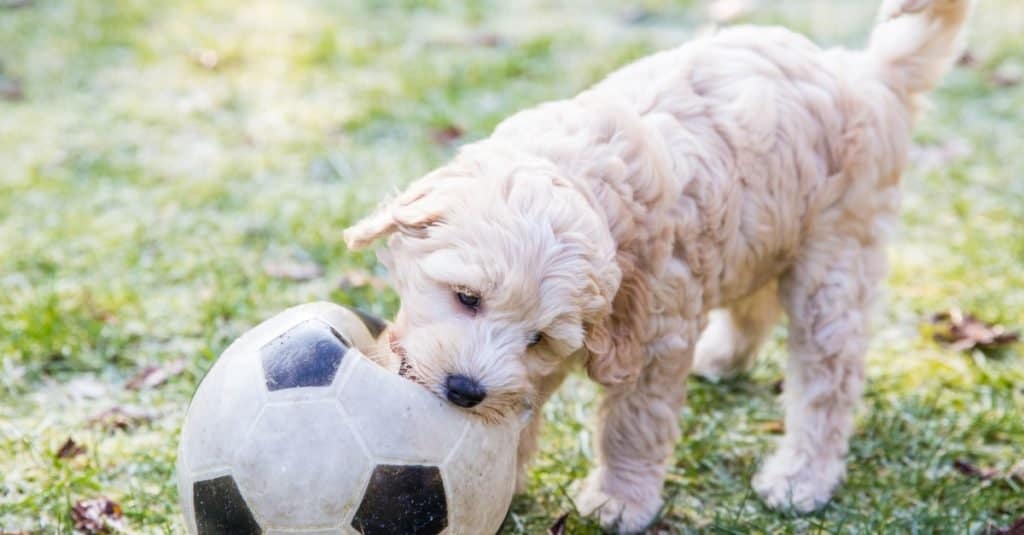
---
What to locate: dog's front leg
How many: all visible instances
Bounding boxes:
[577,318,700,534]
[515,364,573,493]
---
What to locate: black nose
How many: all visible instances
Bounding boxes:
[445,374,486,408]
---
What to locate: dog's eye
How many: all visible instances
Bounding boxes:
[527,332,543,347]
[455,291,481,311]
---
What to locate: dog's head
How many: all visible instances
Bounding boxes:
[344,145,621,422]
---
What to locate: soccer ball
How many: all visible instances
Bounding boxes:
[177,302,520,535]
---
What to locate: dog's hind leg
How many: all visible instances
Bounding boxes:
[753,235,885,512]
[693,281,782,380]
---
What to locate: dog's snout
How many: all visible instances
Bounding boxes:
[445,374,486,408]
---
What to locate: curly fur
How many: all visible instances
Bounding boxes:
[345,0,972,531]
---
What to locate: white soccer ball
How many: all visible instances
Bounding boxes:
[176,302,520,535]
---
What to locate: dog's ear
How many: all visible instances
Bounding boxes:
[583,252,647,387]
[344,178,450,250]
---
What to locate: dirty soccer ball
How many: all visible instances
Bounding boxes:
[177,302,519,535]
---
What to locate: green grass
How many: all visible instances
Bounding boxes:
[1,0,1022,533]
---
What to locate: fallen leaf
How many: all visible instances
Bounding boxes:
[989,516,1024,535]
[263,258,323,281]
[88,406,155,432]
[431,124,464,145]
[957,50,979,68]
[71,497,124,534]
[547,512,568,535]
[953,459,998,480]
[56,437,87,460]
[338,270,388,291]
[756,420,785,434]
[471,33,504,47]
[125,359,185,390]
[932,309,1020,352]
[0,75,24,101]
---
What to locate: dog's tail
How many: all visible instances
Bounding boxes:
[868,0,973,95]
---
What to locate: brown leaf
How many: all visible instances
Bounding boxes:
[71,497,124,533]
[0,75,24,101]
[431,124,464,145]
[957,50,979,68]
[989,516,1024,535]
[88,406,154,432]
[338,269,388,291]
[471,33,504,47]
[263,258,323,281]
[56,437,87,460]
[953,458,998,480]
[931,308,1020,352]
[125,359,185,390]
[756,420,785,434]
[547,512,569,535]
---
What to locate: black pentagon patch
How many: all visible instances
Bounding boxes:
[345,306,387,339]
[352,465,448,535]
[193,475,262,535]
[262,320,349,391]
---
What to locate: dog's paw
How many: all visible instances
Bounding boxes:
[692,317,748,380]
[752,448,845,513]
[576,472,661,534]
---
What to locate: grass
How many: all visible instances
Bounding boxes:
[1,0,1022,532]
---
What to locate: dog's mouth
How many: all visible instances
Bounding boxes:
[388,331,424,386]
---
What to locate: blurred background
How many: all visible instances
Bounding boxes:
[1,0,1022,532]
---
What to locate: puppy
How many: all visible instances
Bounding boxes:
[346,0,972,531]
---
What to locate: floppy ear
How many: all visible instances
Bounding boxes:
[583,251,648,387]
[344,178,450,250]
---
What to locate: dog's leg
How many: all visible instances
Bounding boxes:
[753,238,884,512]
[515,365,572,493]
[577,319,699,534]
[693,281,781,380]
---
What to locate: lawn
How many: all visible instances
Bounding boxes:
[1,0,1022,533]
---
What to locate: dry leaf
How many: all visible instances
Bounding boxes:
[756,420,785,434]
[0,75,23,101]
[126,359,185,390]
[957,50,979,68]
[989,516,1024,535]
[547,512,568,535]
[71,497,124,533]
[953,459,998,480]
[88,406,155,431]
[56,437,87,460]
[263,258,323,281]
[338,270,388,291]
[471,33,504,47]
[431,124,464,145]
[932,309,1020,352]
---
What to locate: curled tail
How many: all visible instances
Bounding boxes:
[868,0,973,94]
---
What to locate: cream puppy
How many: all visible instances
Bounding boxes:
[346,0,973,531]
